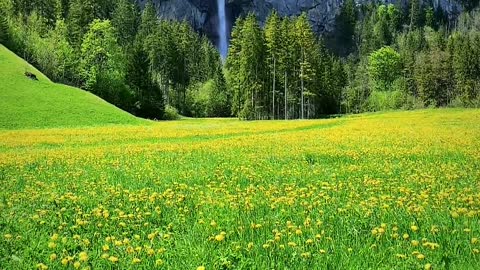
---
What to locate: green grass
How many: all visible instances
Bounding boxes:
[0,109,479,269]
[1,45,480,270]
[0,45,144,129]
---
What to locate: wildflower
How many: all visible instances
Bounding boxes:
[79,252,88,262]
[49,254,57,261]
[197,267,206,270]
[108,256,119,263]
[301,252,311,258]
[132,258,141,264]
[36,263,48,270]
[411,225,419,232]
[51,234,59,241]
[47,242,56,249]
[215,232,226,242]
[73,261,81,269]
[425,264,432,270]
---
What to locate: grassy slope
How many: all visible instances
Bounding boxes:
[0,45,144,129]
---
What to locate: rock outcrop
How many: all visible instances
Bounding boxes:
[143,0,464,47]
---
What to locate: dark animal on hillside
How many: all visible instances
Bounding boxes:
[25,71,38,81]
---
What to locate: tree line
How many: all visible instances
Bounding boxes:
[0,0,479,120]
[338,0,480,113]
[225,12,346,120]
[0,0,227,119]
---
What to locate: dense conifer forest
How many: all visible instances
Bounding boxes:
[0,0,479,120]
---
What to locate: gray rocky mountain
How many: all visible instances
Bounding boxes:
[140,0,463,46]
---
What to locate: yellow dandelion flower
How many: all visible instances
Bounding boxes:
[108,256,119,263]
[73,261,81,269]
[424,263,432,270]
[79,252,88,262]
[416,254,425,260]
[51,234,59,241]
[215,232,226,242]
[47,242,56,249]
[36,263,48,270]
[197,266,206,270]
[301,252,311,258]
[411,225,419,232]
[288,242,296,247]
[472,238,479,244]
[132,258,141,264]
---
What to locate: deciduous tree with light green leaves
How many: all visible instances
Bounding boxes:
[368,46,402,91]
[80,19,130,107]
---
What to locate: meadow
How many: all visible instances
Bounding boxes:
[1,109,479,269]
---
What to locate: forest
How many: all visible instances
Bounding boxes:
[0,0,479,120]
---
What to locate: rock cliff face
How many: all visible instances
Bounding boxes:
[142,0,463,46]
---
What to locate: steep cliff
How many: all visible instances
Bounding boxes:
[143,0,464,46]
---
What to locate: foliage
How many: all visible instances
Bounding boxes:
[79,19,131,109]
[162,104,180,120]
[368,46,402,91]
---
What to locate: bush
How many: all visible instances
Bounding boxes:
[367,90,406,111]
[163,105,180,120]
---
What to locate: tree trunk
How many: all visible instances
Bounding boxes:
[285,70,288,120]
[273,57,276,120]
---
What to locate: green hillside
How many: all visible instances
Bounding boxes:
[0,45,144,129]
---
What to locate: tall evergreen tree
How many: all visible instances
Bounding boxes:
[112,0,140,48]
[264,11,281,119]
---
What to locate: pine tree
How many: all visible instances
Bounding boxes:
[67,0,99,45]
[238,14,265,119]
[409,0,423,30]
[294,13,317,119]
[0,8,8,44]
[335,0,356,55]
[264,11,281,119]
[225,17,244,117]
[112,0,140,48]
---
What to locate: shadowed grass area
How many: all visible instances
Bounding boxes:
[0,45,144,129]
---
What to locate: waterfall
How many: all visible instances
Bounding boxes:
[217,0,228,58]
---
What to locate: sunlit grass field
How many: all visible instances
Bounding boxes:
[1,109,480,269]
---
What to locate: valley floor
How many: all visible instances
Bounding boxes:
[1,109,480,269]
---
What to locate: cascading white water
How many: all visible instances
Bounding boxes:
[217,0,228,58]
